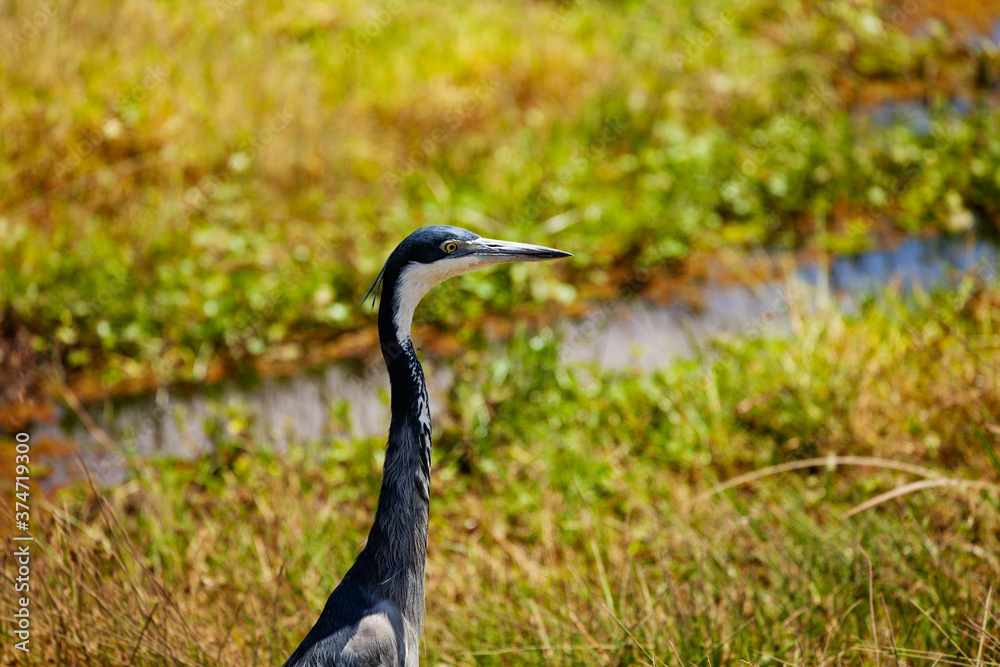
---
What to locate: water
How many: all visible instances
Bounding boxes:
[30,233,998,487]
[563,234,996,369]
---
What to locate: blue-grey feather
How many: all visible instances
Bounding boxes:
[285,226,562,667]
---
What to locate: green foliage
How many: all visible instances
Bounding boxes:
[2,1,1000,661]
[3,0,1000,386]
[8,279,999,665]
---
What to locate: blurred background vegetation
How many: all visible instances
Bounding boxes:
[2,0,999,393]
[1,0,999,665]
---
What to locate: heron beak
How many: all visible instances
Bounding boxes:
[466,238,572,264]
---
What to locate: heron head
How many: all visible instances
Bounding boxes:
[366,225,571,345]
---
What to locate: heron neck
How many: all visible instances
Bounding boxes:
[365,334,431,626]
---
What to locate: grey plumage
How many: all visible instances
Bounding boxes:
[283,226,570,667]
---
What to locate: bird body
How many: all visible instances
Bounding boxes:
[283,226,570,667]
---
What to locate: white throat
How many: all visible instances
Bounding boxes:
[393,256,488,344]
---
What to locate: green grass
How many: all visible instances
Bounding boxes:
[2,0,1000,388]
[2,1,999,662]
[2,276,998,665]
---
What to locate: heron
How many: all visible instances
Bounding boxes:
[283,225,571,667]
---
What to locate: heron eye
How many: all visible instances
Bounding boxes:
[443,241,459,253]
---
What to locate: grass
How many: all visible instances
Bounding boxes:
[2,274,999,665]
[2,0,1000,662]
[2,0,1000,391]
